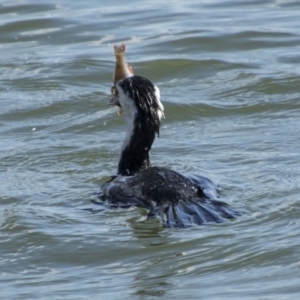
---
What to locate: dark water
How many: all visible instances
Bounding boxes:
[1,0,300,299]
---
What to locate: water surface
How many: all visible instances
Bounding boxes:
[1,0,300,299]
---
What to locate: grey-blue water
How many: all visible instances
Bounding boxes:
[1,0,300,299]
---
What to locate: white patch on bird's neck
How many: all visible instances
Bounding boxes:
[154,85,165,120]
[117,88,138,152]
[116,81,164,166]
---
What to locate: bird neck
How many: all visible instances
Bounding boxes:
[117,113,156,176]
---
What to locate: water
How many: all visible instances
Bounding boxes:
[1,0,300,299]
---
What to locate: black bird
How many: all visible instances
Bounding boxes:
[96,75,239,227]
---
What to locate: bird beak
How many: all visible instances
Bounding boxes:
[110,86,121,107]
